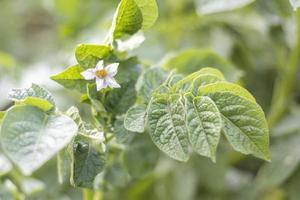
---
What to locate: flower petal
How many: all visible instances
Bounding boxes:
[81,69,96,80]
[96,78,108,91]
[105,77,121,88]
[96,60,104,70]
[105,63,119,77]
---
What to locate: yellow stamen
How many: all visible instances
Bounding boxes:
[95,69,108,78]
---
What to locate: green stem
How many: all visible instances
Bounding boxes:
[83,189,93,200]
[267,10,300,128]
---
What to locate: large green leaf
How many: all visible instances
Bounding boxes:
[184,94,222,162]
[71,140,106,188]
[8,84,55,111]
[124,104,147,133]
[164,49,242,82]
[75,44,112,69]
[147,94,189,161]
[136,67,167,103]
[0,105,78,175]
[196,0,255,14]
[51,64,88,93]
[256,133,300,189]
[112,0,143,39]
[205,91,270,161]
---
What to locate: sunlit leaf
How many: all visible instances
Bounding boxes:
[147,94,189,162]
[124,104,147,133]
[75,44,112,69]
[0,105,78,175]
[8,84,55,111]
[71,140,106,188]
[51,64,88,93]
[184,94,222,162]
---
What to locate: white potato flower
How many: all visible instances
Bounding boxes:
[80,60,120,91]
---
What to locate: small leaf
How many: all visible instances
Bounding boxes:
[71,140,106,188]
[112,0,143,39]
[0,105,78,175]
[114,116,136,144]
[124,104,147,133]
[8,84,55,111]
[135,0,158,29]
[75,44,111,69]
[136,67,167,103]
[196,0,255,15]
[205,92,270,161]
[147,94,189,162]
[184,94,222,162]
[51,65,88,93]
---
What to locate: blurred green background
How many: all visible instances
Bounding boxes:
[1,0,300,199]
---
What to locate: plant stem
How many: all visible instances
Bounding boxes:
[267,9,300,128]
[83,189,93,200]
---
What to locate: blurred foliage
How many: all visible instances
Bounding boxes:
[1,0,300,200]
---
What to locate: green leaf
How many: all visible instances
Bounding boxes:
[114,116,136,144]
[71,140,106,188]
[75,44,112,69]
[184,93,222,162]
[198,82,256,103]
[256,133,300,188]
[171,67,225,93]
[147,94,189,162]
[135,0,158,29]
[196,0,255,14]
[103,81,137,115]
[164,49,242,82]
[51,64,88,93]
[0,154,12,176]
[112,0,143,39]
[0,105,78,175]
[136,67,167,103]
[8,84,55,111]
[124,104,147,133]
[204,91,270,161]
[115,57,142,84]
[289,0,300,10]
[124,136,159,178]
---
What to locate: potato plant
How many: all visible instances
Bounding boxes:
[0,0,300,200]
